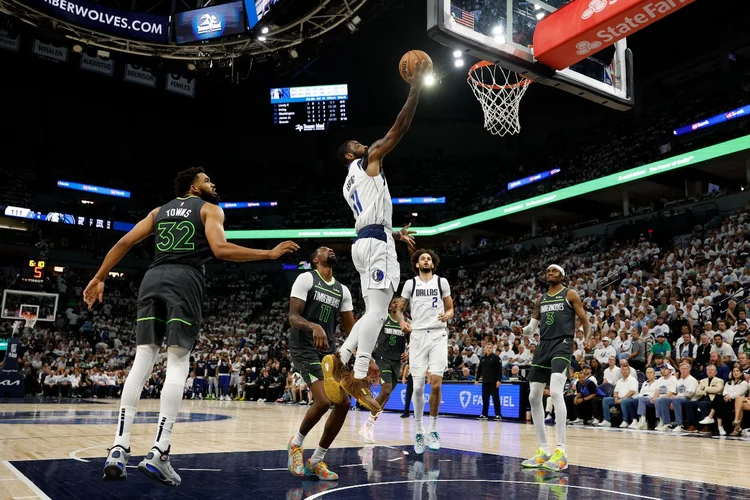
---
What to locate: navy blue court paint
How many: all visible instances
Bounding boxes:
[9,446,746,500]
[0,397,107,405]
[0,410,230,425]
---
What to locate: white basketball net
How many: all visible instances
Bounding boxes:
[467,62,531,137]
[14,314,37,334]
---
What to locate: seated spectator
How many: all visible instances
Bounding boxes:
[699,365,749,436]
[599,363,638,428]
[684,364,725,434]
[711,333,737,367]
[633,365,676,430]
[569,371,598,425]
[647,331,672,367]
[602,356,622,385]
[670,362,700,432]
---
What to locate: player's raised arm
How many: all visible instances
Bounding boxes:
[203,203,298,261]
[364,61,429,176]
[83,207,159,308]
[567,289,591,339]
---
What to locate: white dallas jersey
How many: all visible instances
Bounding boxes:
[401,275,451,331]
[343,157,393,233]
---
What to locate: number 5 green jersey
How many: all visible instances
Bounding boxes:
[152,196,214,271]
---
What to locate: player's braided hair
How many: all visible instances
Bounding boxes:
[410,249,440,272]
[174,167,205,197]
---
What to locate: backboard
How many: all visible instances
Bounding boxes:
[1,290,58,322]
[427,0,634,110]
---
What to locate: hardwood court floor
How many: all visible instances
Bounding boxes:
[1,398,748,499]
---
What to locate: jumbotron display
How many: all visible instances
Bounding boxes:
[271,84,348,132]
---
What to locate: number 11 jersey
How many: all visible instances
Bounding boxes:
[343,154,393,233]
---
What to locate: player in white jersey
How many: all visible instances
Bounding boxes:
[323,60,428,411]
[394,249,453,454]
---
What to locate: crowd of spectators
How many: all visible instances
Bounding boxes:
[4,199,750,438]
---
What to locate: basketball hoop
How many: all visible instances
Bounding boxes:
[467,61,532,137]
[20,312,38,329]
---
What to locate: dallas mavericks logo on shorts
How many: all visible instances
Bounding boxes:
[371,269,385,282]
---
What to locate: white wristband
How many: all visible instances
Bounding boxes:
[522,318,539,336]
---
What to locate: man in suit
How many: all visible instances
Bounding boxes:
[475,343,504,420]
[684,364,725,433]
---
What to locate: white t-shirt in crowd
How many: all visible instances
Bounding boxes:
[603,366,622,385]
[401,275,451,330]
[674,376,698,400]
[652,375,678,397]
[613,375,638,399]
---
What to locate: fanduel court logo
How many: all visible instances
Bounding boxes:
[459,391,472,409]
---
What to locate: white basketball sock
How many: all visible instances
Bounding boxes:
[153,346,190,451]
[413,376,426,433]
[113,344,159,449]
[310,446,328,467]
[351,288,391,379]
[529,382,549,453]
[550,372,568,450]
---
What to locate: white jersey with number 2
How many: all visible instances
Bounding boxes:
[343,157,393,233]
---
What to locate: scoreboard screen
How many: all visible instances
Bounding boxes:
[270,84,348,132]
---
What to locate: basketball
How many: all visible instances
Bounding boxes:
[398,50,433,83]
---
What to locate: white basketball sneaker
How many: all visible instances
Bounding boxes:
[359,422,375,444]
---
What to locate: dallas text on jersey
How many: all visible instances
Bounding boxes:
[415,288,440,297]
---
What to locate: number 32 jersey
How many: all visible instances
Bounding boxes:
[152,196,214,271]
[343,155,394,233]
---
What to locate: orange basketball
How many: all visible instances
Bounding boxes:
[398,50,433,83]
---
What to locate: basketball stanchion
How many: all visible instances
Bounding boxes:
[467,61,532,137]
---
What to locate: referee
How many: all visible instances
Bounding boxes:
[475,343,503,420]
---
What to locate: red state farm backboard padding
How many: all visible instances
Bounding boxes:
[533,0,696,71]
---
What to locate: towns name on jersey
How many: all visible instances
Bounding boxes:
[540,302,565,313]
[314,290,341,308]
[165,208,192,217]
[415,288,440,297]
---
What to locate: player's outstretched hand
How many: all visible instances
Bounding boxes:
[409,60,430,88]
[400,320,412,334]
[83,278,104,310]
[398,223,416,252]
[312,324,329,352]
[270,240,299,259]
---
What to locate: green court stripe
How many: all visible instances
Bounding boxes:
[551,357,571,365]
[310,362,322,366]
[315,285,342,297]
[530,363,550,369]
[137,317,166,323]
[167,318,192,326]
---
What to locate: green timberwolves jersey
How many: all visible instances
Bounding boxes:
[539,287,575,341]
[375,315,406,361]
[289,271,344,354]
[152,196,213,271]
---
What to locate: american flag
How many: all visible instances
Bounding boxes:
[450,5,475,30]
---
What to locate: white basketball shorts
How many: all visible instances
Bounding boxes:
[409,328,448,378]
[351,233,399,297]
